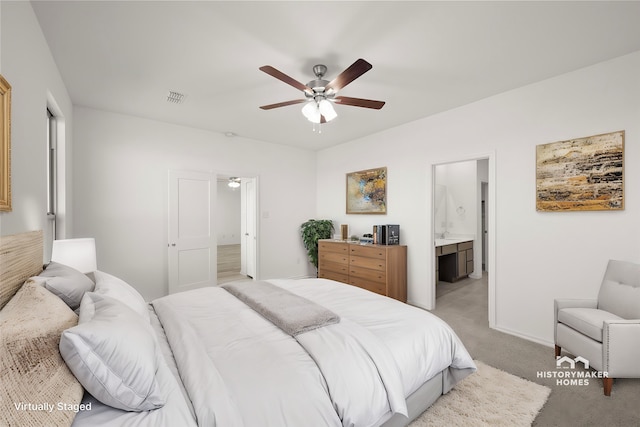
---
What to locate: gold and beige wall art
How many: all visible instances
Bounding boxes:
[536,131,624,212]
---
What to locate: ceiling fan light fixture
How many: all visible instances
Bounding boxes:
[318,99,337,122]
[228,177,241,188]
[260,59,382,126]
[301,101,321,123]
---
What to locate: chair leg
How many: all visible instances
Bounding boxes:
[554,345,561,358]
[603,377,613,396]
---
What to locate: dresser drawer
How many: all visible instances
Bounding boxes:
[320,260,349,275]
[349,255,386,271]
[349,265,385,284]
[349,244,386,259]
[318,241,348,254]
[319,251,348,264]
[319,270,349,283]
[349,276,385,295]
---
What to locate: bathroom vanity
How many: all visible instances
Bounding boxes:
[435,238,474,282]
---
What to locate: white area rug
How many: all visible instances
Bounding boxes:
[410,361,551,427]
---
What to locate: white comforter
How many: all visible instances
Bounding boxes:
[151,278,475,427]
[270,279,476,396]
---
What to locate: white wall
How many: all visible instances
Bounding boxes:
[0,2,74,250]
[317,50,640,345]
[72,107,317,301]
[216,180,241,245]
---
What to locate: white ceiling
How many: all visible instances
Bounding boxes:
[31,1,640,151]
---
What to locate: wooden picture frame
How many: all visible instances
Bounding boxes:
[536,130,624,212]
[346,167,387,214]
[0,74,11,212]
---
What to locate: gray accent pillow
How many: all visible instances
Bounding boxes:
[39,261,95,311]
[59,292,165,412]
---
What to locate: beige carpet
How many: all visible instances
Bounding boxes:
[410,361,551,427]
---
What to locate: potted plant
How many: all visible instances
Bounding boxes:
[300,219,334,271]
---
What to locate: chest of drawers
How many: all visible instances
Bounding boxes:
[318,240,407,302]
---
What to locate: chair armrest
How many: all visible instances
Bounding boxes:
[603,319,640,377]
[555,298,598,311]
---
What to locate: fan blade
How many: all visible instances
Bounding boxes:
[259,66,312,94]
[259,99,306,110]
[325,59,373,92]
[334,96,385,110]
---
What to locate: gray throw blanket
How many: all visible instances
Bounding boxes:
[221,281,340,336]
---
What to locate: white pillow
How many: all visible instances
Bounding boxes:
[39,261,95,310]
[93,270,150,322]
[59,293,165,412]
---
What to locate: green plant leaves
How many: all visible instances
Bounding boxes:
[300,219,334,269]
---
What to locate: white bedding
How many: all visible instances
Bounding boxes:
[270,279,476,396]
[70,307,197,427]
[72,278,475,427]
[152,286,344,427]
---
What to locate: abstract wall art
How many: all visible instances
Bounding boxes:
[346,167,387,214]
[536,131,624,212]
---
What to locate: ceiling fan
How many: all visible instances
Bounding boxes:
[259,58,385,124]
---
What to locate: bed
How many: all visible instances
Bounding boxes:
[0,230,476,427]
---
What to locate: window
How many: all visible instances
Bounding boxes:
[47,108,57,239]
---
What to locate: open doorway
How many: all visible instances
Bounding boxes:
[216,175,258,284]
[432,155,495,328]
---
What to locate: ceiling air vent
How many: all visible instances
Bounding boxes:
[166,91,186,104]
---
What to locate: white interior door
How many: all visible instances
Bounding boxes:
[241,177,257,278]
[168,170,216,294]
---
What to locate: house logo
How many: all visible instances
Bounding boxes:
[556,355,590,370]
[537,355,607,387]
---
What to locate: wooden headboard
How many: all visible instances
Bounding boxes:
[0,230,44,309]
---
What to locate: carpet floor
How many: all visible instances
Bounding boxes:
[410,361,550,427]
[431,273,640,426]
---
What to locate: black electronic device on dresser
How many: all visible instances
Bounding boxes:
[375,224,400,245]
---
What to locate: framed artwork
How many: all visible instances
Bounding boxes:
[346,167,387,214]
[536,130,624,212]
[0,74,11,212]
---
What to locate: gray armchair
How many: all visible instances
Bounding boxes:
[554,259,640,396]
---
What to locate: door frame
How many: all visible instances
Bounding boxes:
[429,152,496,328]
[240,176,258,279]
[216,172,259,282]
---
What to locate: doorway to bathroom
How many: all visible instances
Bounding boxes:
[432,155,495,328]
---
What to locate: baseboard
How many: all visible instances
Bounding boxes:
[407,299,434,311]
[493,325,554,348]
